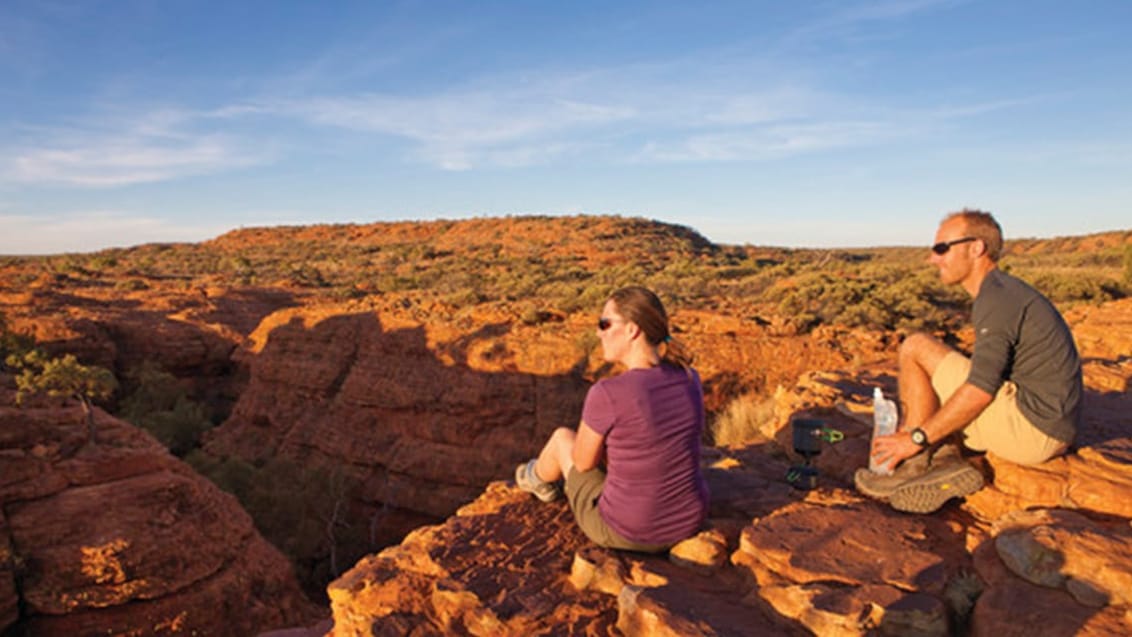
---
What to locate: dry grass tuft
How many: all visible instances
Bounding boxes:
[709,392,777,448]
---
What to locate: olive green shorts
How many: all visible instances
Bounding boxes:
[932,352,1068,465]
[564,467,672,553]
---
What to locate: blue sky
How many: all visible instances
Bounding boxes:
[1,0,1129,254]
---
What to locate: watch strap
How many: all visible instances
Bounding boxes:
[910,427,930,447]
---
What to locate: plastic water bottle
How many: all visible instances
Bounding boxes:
[869,387,898,475]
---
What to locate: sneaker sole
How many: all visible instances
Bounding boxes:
[854,468,901,500]
[854,450,935,501]
[889,466,984,514]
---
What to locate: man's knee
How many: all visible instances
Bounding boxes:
[899,333,953,372]
[900,332,940,357]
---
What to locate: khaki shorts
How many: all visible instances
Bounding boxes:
[564,467,671,553]
[932,352,1068,465]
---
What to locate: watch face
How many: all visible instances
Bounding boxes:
[912,429,928,446]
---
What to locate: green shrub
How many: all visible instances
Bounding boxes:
[186,450,257,499]
[132,397,213,456]
[86,254,119,272]
[8,350,118,446]
[119,361,214,456]
[290,263,327,287]
[189,453,367,601]
[1023,270,1123,304]
[114,278,149,291]
[765,264,966,333]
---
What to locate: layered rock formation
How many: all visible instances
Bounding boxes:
[199,298,889,557]
[1,219,1128,635]
[0,282,301,419]
[0,400,319,635]
[205,302,585,505]
[323,299,1132,636]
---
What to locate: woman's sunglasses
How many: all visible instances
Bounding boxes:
[597,317,614,331]
[931,236,977,255]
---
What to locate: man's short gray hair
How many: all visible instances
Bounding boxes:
[945,209,1003,262]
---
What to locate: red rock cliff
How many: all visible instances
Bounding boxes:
[0,399,319,635]
[201,297,889,527]
[322,299,1132,636]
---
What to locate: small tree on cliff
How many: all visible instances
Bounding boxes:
[8,350,118,447]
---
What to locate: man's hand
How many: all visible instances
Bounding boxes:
[871,431,921,472]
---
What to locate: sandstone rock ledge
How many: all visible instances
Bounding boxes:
[326,366,1132,637]
[0,404,320,636]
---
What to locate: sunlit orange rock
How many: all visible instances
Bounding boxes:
[1,219,1129,635]
[0,405,318,635]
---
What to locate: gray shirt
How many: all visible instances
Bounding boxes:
[968,269,1082,443]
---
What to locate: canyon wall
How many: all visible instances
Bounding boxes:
[0,399,319,635]
[323,298,1132,636]
[2,218,1127,634]
[200,298,890,530]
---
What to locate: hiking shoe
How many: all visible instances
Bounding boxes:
[854,450,931,500]
[888,460,984,514]
[515,459,560,502]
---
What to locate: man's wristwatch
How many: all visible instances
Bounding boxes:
[910,427,930,447]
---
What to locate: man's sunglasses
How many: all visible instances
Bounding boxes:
[597,317,614,331]
[931,236,977,255]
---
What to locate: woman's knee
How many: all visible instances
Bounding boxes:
[550,427,576,447]
[543,427,577,474]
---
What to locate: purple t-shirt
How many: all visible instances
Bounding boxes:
[581,365,709,545]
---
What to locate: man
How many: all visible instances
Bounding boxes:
[856,209,1082,513]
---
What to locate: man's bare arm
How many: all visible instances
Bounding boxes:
[872,382,993,469]
[922,383,993,442]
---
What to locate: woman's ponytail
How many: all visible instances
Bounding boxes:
[609,286,694,369]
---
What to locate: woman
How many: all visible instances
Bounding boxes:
[515,286,709,552]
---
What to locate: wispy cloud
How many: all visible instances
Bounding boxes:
[9,135,258,187]
[3,108,274,187]
[267,60,1014,170]
[286,93,628,145]
[0,0,1017,183]
[263,65,844,170]
[837,0,964,23]
[635,120,903,162]
[251,1,1017,174]
[3,60,1021,184]
[786,0,966,43]
[0,210,230,254]
[270,78,636,170]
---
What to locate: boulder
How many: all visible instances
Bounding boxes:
[0,406,319,635]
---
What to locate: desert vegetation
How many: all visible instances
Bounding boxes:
[0,326,356,601]
[6,347,117,447]
[4,218,1128,459]
[117,361,216,457]
[184,452,370,600]
[5,217,1128,336]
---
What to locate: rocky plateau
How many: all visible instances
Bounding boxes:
[0,217,1129,636]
